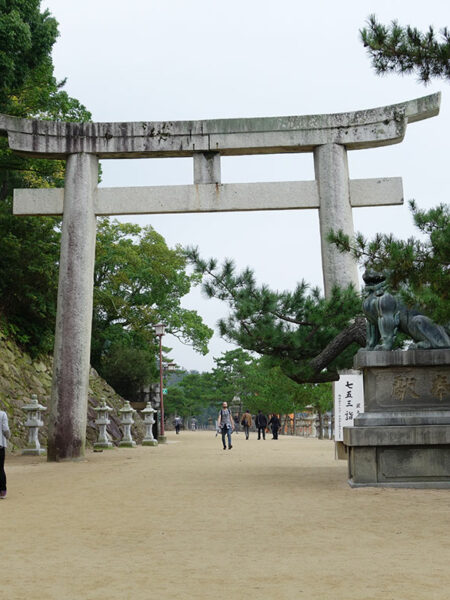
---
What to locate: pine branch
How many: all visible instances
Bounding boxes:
[271,311,316,327]
[309,316,366,374]
[361,15,450,83]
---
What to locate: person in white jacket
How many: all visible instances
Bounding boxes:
[0,409,10,498]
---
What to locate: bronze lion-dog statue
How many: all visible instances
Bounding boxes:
[362,269,450,351]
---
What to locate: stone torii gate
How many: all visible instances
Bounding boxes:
[1,92,440,461]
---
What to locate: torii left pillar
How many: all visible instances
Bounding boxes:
[49,153,98,460]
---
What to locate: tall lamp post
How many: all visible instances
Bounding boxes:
[154,323,166,443]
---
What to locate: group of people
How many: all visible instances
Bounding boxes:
[173,416,198,434]
[217,403,281,450]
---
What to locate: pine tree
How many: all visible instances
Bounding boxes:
[328,201,450,324]
[360,15,450,83]
[186,247,364,384]
[356,16,450,324]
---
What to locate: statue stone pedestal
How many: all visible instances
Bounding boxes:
[344,349,450,488]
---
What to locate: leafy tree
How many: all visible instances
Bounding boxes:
[0,0,58,109]
[361,15,450,83]
[186,247,364,384]
[93,220,213,391]
[244,361,305,415]
[165,371,216,421]
[0,212,60,351]
[209,348,255,404]
[0,1,92,354]
[328,201,450,324]
[98,344,155,401]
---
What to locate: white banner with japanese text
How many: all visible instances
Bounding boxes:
[334,372,364,441]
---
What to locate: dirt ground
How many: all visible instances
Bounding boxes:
[2,430,449,600]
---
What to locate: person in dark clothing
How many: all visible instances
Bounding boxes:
[0,409,10,499]
[174,415,182,434]
[268,414,281,439]
[255,410,268,440]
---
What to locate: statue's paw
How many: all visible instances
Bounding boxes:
[416,341,431,349]
[374,343,393,351]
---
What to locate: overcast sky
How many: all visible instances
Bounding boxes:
[42,0,449,371]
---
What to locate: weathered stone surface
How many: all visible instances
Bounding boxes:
[348,447,377,484]
[344,424,450,445]
[378,446,450,480]
[22,394,46,456]
[354,410,450,426]
[93,401,114,451]
[13,177,403,216]
[0,93,439,158]
[354,348,450,368]
[48,153,99,461]
[118,400,137,448]
[348,444,450,487]
[193,152,221,184]
[314,143,358,295]
[362,366,449,411]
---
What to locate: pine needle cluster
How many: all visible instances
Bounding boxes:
[361,15,450,83]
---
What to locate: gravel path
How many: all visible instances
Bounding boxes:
[2,430,449,599]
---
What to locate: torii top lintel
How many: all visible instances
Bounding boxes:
[0,93,440,160]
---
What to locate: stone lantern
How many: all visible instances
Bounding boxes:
[141,401,158,446]
[22,394,46,455]
[304,413,317,438]
[230,395,242,421]
[118,400,137,448]
[93,399,114,451]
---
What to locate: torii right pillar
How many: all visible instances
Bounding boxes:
[314,142,357,295]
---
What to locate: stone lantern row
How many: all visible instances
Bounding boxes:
[19,396,158,455]
[93,399,158,451]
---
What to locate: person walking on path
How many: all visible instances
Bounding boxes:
[268,413,281,439]
[241,410,253,440]
[174,415,182,434]
[0,408,10,499]
[217,401,234,450]
[255,410,268,440]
